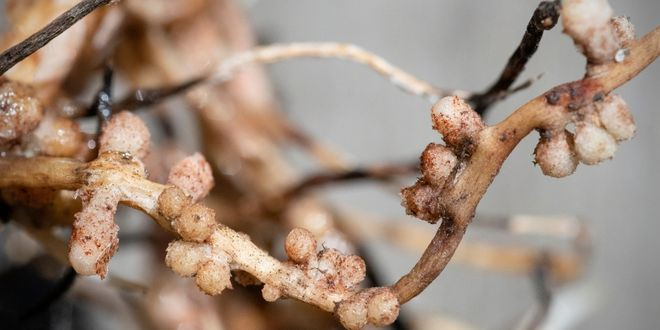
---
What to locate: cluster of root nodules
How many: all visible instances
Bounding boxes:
[401,96,484,223]
[534,3,637,178]
[535,94,635,178]
[166,225,399,329]
[0,79,87,158]
[279,228,366,299]
[402,91,635,224]
[161,184,232,298]
[275,228,398,330]
[68,111,215,278]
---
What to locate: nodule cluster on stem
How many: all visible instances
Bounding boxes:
[535,94,635,177]
[401,96,484,223]
[69,111,216,278]
[535,1,638,177]
[402,1,640,225]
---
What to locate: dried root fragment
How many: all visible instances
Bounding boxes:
[167,152,214,201]
[597,94,635,141]
[574,122,617,165]
[0,79,43,147]
[0,0,97,94]
[562,0,620,64]
[534,130,579,178]
[431,96,484,156]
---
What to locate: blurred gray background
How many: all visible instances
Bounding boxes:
[246,1,659,329]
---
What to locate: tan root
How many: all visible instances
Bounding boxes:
[0,0,656,328]
[211,42,467,103]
